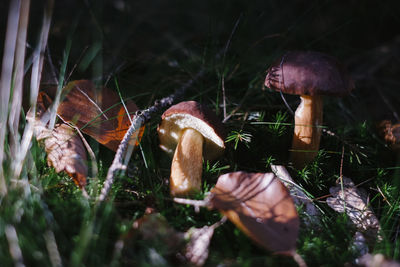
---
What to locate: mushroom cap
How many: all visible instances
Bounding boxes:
[157,101,225,161]
[265,51,354,96]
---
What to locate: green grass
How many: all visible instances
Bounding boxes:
[1,0,400,266]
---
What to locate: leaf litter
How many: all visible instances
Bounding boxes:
[326,177,382,253]
[174,171,305,266]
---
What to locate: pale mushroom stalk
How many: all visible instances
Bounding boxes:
[158,101,225,197]
[170,128,204,196]
[291,95,323,168]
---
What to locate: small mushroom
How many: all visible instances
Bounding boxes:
[158,101,225,196]
[265,51,354,168]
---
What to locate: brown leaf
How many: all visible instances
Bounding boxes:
[41,80,143,151]
[357,253,400,267]
[326,177,381,244]
[39,123,88,187]
[184,224,218,266]
[208,171,299,255]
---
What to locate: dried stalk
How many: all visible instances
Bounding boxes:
[0,0,22,196]
[12,0,53,180]
[97,70,205,202]
[9,0,30,156]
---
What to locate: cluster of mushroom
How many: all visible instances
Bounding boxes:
[157,51,354,196]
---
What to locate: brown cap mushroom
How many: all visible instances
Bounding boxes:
[158,101,225,196]
[265,51,354,168]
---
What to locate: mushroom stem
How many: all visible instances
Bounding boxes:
[291,95,323,168]
[170,128,204,196]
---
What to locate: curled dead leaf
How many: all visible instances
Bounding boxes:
[208,171,300,255]
[38,123,88,187]
[184,218,225,267]
[184,226,214,266]
[40,80,144,151]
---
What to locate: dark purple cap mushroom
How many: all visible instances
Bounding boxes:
[265,51,354,168]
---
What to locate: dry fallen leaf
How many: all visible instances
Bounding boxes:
[41,80,144,151]
[208,171,300,255]
[184,226,214,266]
[184,218,225,266]
[38,123,88,187]
[326,177,381,245]
[357,253,400,267]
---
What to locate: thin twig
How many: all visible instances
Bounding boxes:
[339,145,345,212]
[221,14,242,121]
[376,185,392,208]
[45,46,59,84]
[97,70,205,202]
[173,197,208,213]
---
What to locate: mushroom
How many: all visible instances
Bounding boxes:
[265,51,354,168]
[158,101,225,196]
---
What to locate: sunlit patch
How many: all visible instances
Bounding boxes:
[170,131,179,141]
[158,128,165,134]
[159,144,174,154]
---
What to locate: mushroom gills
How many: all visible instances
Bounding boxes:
[291,95,323,168]
[170,128,204,196]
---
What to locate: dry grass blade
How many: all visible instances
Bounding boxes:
[208,171,300,255]
[0,0,22,195]
[12,0,53,181]
[8,0,30,155]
